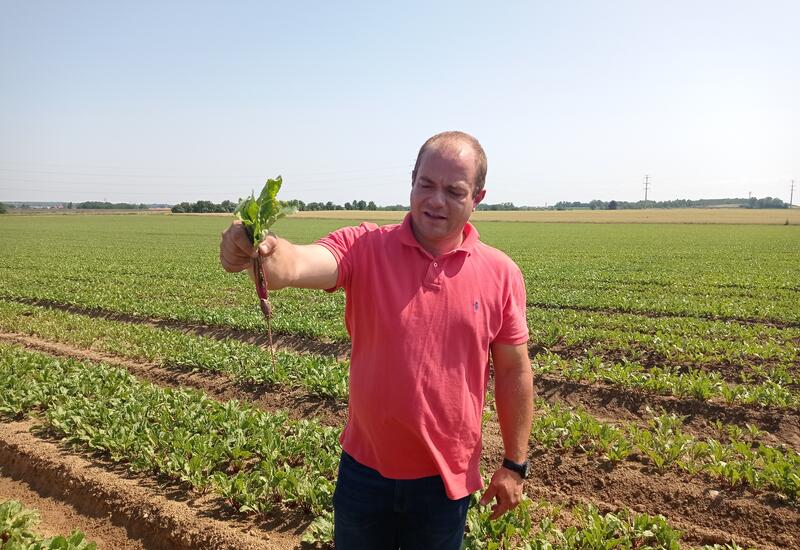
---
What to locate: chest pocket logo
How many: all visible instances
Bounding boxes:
[473,300,480,312]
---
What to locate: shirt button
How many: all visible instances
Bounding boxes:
[433,262,438,267]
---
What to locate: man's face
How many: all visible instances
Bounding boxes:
[410,144,485,253]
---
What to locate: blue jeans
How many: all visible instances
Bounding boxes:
[333,452,470,550]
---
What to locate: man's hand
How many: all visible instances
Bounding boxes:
[479,466,524,520]
[219,220,278,273]
[220,220,338,290]
[220,220,257,272]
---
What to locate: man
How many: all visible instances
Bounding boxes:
[220,131,533,549]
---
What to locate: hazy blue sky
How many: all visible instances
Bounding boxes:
[1,1,797,206]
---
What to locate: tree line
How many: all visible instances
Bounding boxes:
[171,199,409,213]
[554,197,790,210]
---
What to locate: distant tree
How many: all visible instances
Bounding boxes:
[0,203,7,214]
[608,200,618,210]
[367,201,377,211]
[356,200,367,210]
[344,202,353,210]
[66,201,73,209]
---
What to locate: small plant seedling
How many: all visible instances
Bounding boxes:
[234,176,296,362]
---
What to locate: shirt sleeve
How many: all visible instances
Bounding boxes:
[316,222,378,292]
[493,265,530,345]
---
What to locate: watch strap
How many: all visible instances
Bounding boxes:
[502,457,529,479]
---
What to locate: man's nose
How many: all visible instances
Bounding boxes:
[428,189,446,207]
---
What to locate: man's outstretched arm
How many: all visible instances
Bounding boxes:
[219,220,338,290]
[480,341,534,520]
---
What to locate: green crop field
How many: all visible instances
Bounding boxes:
[0,212,798,549]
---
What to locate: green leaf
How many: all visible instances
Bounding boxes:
[233,176,291,245]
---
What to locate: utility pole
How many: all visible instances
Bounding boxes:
[643,175,650,208]
[790,180,795,208]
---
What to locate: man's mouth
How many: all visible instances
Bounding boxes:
[424,211,447,221]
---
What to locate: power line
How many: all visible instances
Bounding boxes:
[643,174,650,208]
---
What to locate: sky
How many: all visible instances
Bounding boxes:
[0,1,797,207]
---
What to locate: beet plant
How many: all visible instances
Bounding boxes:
[234,176,296,361]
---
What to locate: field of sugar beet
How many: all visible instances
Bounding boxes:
[0,212,798,549]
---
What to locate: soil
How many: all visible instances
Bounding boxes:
[0,474,145,549]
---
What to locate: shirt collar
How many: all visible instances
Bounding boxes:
[398,212,480,257]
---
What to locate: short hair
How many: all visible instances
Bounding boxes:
[412,131,488,194]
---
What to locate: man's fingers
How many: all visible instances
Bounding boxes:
[220,247,249,273]
[479,485,497,506]
[489,501,509,521]
[257,234,278,258]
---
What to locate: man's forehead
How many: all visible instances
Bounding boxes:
[420,142,476,171]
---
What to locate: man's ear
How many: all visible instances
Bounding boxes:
[473,189,486,209]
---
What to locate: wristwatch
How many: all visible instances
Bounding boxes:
[502,457,529,479]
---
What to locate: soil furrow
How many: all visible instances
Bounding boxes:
[0,474,145,549]
[0,420,305,550]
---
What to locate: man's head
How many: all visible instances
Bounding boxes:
[411,131,487,195]
[408,131,487,255]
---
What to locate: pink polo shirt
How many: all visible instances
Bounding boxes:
[317,213,529,499]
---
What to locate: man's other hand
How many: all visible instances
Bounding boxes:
[478,466,524,520]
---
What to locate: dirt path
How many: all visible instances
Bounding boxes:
[0,420,305,550]
[0,474,145,549]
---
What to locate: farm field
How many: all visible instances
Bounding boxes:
[0,212,798,549]
[292,207,800,225]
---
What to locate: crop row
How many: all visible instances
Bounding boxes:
[2,216,799,347]
[534,352,800,408]
[4,298,796,413]
[0,299,348,398]
[0,343,755,548]
[465,497,754,550]
[0,499,96,549]
[527,307,800,374]
[0,343,341,518]
[3,298,795,413]
[531,401,800,501]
